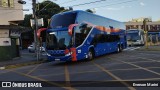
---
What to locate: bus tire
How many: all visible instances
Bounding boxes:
[88,50,94,60]
[117,45,122,53]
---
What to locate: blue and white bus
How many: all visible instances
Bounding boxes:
[38,10,127,61]
[126,29,145,46]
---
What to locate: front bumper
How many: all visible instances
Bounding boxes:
[47,55,72,61]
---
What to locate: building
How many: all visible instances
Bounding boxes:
[0,0,23,25]
[0,0,23,60]
[125,17,160,46]
[125,17,160,31]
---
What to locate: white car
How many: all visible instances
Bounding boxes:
[28,45,45,53]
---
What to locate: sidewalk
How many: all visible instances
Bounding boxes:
[137,45,160,51]
[0,49,47,69]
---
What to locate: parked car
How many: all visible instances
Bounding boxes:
[28,45,45,53]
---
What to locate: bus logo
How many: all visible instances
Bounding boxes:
[2,82,11,87]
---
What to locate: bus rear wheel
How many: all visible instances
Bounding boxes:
[88,50,94,60]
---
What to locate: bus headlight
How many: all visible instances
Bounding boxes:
[65,52,73,56]
[136,40,140,42]
[47,53,51,56]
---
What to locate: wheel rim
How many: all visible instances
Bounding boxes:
[88,51,93,60]
[117,47,120,52]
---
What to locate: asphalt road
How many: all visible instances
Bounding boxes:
[0,48,160,90]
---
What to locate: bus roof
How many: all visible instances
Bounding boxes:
[51,10,123,23]
[50,10,125,29]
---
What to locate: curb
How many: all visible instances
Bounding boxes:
[0,59,49,70]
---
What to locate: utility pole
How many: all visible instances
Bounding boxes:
[32,0,40,61]
[18,0,40,61]
[143,18,148,49]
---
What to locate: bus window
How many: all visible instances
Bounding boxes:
[75,23,92,47]
[50,12,77,29]
[91,34,102,45]
[46,31,71,50]
[91,34,120,45]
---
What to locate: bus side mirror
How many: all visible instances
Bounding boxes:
[37,28,47,38]
[68,24,78,36]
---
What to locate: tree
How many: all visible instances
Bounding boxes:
[36,1,65,27]
[19,1,66,43]
[19,14,32,27]
[86,9,94,13]
[20,1,65,28]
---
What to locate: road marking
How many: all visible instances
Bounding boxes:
[64,64,72,88]
[102,78,160,81]
[120,53,160,62]
[0,65,36,75]
[124,47,140,51]
[92,61,136,90]
[130,61,154,63]
[27,64,42,75]
[71,77,160,86]
[133,56,160,62]
[119,78,160,81]
[138,53,160,57]
[0,70,11,75]
[0,67,5,70]
[108,57,160,76]
[36,66,160,78]
[10,70,77,90]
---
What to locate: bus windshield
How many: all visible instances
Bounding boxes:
[50,12,77,29]
[46,31,71,50]
[127,32,140,41]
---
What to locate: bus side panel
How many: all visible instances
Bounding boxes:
[75,26,127,61]
[76,45,90,60]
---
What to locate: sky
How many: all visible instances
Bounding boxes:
[23,0,160,22]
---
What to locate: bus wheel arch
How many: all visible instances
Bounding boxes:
[117,44,122,53]
[88,47,95,60]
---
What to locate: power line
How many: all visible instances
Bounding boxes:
[37,0,57,12]
[58,0,77,5]
[88,0,139,9]
[65,0,106,7]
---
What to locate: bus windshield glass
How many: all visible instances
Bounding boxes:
[74,23,92,47]
[50,12,77,29]
[46,31,71,50]
[127,32,140,41]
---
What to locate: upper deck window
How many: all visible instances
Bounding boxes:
[50,12,77,29]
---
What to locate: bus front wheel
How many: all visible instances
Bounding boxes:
[88,50,94,60]
[117,45,122,53]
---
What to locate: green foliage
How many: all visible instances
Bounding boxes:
[86,9,94,13]
[20,1,65,28]
[19,14,32,27]
[36,1,65,27]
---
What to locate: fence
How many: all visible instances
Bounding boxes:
[148,34,160,46]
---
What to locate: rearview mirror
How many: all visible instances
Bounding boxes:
[68,24,78,36]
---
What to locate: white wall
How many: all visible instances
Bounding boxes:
[0,38,11,46]
[0,0,23,25]
[0,29,9,38]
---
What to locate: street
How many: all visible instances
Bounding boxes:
[0,48,160,90]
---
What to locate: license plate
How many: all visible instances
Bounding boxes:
[55,59,60,61]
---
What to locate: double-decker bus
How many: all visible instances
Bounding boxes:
[38,10,127,61]
[126,29,145,46]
